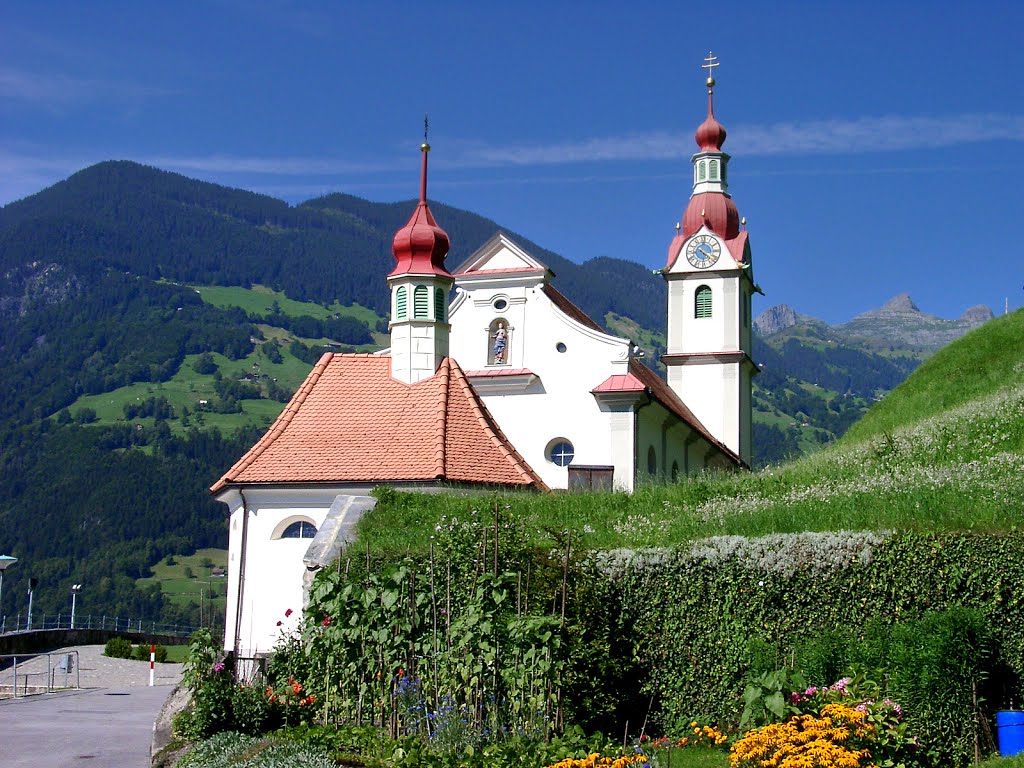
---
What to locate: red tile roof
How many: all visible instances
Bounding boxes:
[211,354,546,493]
[592,360,741,467]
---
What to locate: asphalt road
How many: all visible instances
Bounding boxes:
[0,645,182,768]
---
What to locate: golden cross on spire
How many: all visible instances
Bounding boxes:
[702,51,719,91]
[422,113,430,153]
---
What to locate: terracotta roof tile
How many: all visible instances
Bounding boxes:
[210,354,546,493]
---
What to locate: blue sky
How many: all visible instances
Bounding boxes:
[2,1,1022,324]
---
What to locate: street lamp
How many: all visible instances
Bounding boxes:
[0,556,16,632]
[27,577,37,631]
[70,583,83,629]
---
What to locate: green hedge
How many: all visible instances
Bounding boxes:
[301,527,1024,767]
[612,531,1024,764]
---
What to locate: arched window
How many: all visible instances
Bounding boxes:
[647,446,657,476]
[434,288,446,321]
[488,318,510,365]
[413,285,428,319]
[395,287,407,320]
[709,159,719,180]
[280,520,317,539]
[695,285,713,318]
[698,161,706,181]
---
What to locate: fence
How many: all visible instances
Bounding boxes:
[0,613,201,637]
[0,650,80,698]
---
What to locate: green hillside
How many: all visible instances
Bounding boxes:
[843,308,1024,443]
[359,312,1024,554]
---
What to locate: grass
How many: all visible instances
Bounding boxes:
[845,308,1024,443]
[357,312,1024,555]
[137,548,228,611]
[189,283,384,327]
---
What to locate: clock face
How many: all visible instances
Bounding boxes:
[685,234,721,268]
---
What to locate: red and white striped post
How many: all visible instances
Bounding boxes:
[148,644,155,687]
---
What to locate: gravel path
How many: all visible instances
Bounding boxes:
[3,644,182,690]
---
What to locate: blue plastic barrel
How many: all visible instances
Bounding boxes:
[998,711,1024,757]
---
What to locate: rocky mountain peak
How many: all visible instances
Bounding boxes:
[959,305,995,324]
[753,304,799,336]
[879,293,921,313]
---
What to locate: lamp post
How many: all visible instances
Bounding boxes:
[70,583,83,629]
[27,577,37,631]
[0,556,16,632]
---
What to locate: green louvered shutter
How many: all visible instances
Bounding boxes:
[395,286,407,320]
[695,285,713,318]
[413,285,428,319]
[435,288,445,321]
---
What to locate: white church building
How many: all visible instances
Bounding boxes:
[212,62,759,656]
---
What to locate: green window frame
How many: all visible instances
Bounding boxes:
[395,286,407,320]
[413,285,428,319]
[695,285,713,318]
[434,288,446,321]
[698,161,706,181]
[709,159,719,180]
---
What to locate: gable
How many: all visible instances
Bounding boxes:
[453,233,550,276]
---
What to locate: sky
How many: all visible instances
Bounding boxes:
[2,0,1023,325]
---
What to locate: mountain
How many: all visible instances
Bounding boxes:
[837,292,995,351]
[0,160,996,622]
[749,295,996,465]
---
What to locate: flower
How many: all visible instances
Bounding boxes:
[276,620,282,626]
[321,615,331,626]
[284,608,293,617]
[212,661,225,673]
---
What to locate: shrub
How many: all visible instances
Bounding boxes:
[132,643,168,662]
[104,636,133,659]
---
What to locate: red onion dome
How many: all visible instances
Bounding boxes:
[695,113,727,152]
[390,144,452,277]
[682,192,739,240]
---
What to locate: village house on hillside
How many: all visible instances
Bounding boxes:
[212,63,759,656]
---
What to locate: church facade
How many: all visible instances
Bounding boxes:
[213,64,759,656]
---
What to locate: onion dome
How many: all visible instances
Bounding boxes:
[695,79,727,151]
[390,143,451,277]
[682,193,739,239]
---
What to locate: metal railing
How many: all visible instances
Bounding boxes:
[0,651,80,698]
[0,613,201,637]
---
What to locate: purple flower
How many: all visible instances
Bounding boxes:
[804,686,818,697]
[830,677,852,693]
[213,661,225,673]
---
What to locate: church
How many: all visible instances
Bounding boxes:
[212,59,760,656]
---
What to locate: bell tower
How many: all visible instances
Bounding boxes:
[661,53,759,466]
[388,127,454,385]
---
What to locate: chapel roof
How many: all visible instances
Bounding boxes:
[210,354,546,493]
[592,359,742,466]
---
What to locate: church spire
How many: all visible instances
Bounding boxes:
[388,125,455,384]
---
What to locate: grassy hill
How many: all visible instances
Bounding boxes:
[358,310,1024,554]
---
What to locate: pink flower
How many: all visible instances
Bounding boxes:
[791,692,802,704]
[321,616,331,626]
[276,620,282,626]
[284,608,293,617]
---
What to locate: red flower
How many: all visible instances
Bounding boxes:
[321,616,331,626]
[284,608,293,617]
[276,620,282,626]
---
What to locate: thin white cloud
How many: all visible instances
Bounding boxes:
[452,113,1024,167]
[0,67,175,108]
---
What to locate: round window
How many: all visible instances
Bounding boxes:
[493,298,508,311]
[548,440,575,467]
[556,342,567,353]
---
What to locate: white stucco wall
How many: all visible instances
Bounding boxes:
[449,264,635,491]
[220,487,341,656]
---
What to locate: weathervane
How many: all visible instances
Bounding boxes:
[702,51,719,92]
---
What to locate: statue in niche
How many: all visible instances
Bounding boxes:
[492,322,507,364]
